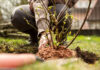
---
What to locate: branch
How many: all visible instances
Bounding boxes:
[57,0,69,21]
[40,0,55,48]
[66,0,92,48]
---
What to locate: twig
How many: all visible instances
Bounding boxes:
[66,0,92,48]
[39,0,55,48]
[57,0,69,21]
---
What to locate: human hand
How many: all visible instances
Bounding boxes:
[38,33,51,50]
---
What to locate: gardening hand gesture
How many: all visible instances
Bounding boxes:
[39,32,51,50]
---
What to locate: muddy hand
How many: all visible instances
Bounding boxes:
[39,33,48,50]
[39,33,51,50]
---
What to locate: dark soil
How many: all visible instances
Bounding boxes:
[76,47,99,64]
[37,47,76,60]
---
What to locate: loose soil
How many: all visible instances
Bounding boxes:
[76,47,99,64]
[37,47,76,60]
[37,46,99,64]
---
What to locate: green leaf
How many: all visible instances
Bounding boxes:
[48,6,53,10]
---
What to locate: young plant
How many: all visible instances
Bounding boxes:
[43,0,92,49]
[24,0,92,49]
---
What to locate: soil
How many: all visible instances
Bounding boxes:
[76,47,99,64]
[37,46,99,64]
[37,47,76,60]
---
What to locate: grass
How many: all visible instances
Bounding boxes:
[0,37,37,53]
[0,35,100,70]
[68,35,100,55]
[0,37,27,46]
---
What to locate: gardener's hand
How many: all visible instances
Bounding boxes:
[38,32,51,50]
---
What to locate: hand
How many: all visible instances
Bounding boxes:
[38,32,51,50]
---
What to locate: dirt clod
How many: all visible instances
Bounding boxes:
[76,47,99,64]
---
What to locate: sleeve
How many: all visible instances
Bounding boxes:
[33,0,50,36]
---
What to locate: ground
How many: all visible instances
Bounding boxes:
[0,35,100,70]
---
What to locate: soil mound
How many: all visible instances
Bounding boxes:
[76,47,99,64]
[37,47,76,60]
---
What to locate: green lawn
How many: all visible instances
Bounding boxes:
[68,35,100,55]
[0,35,100,70]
